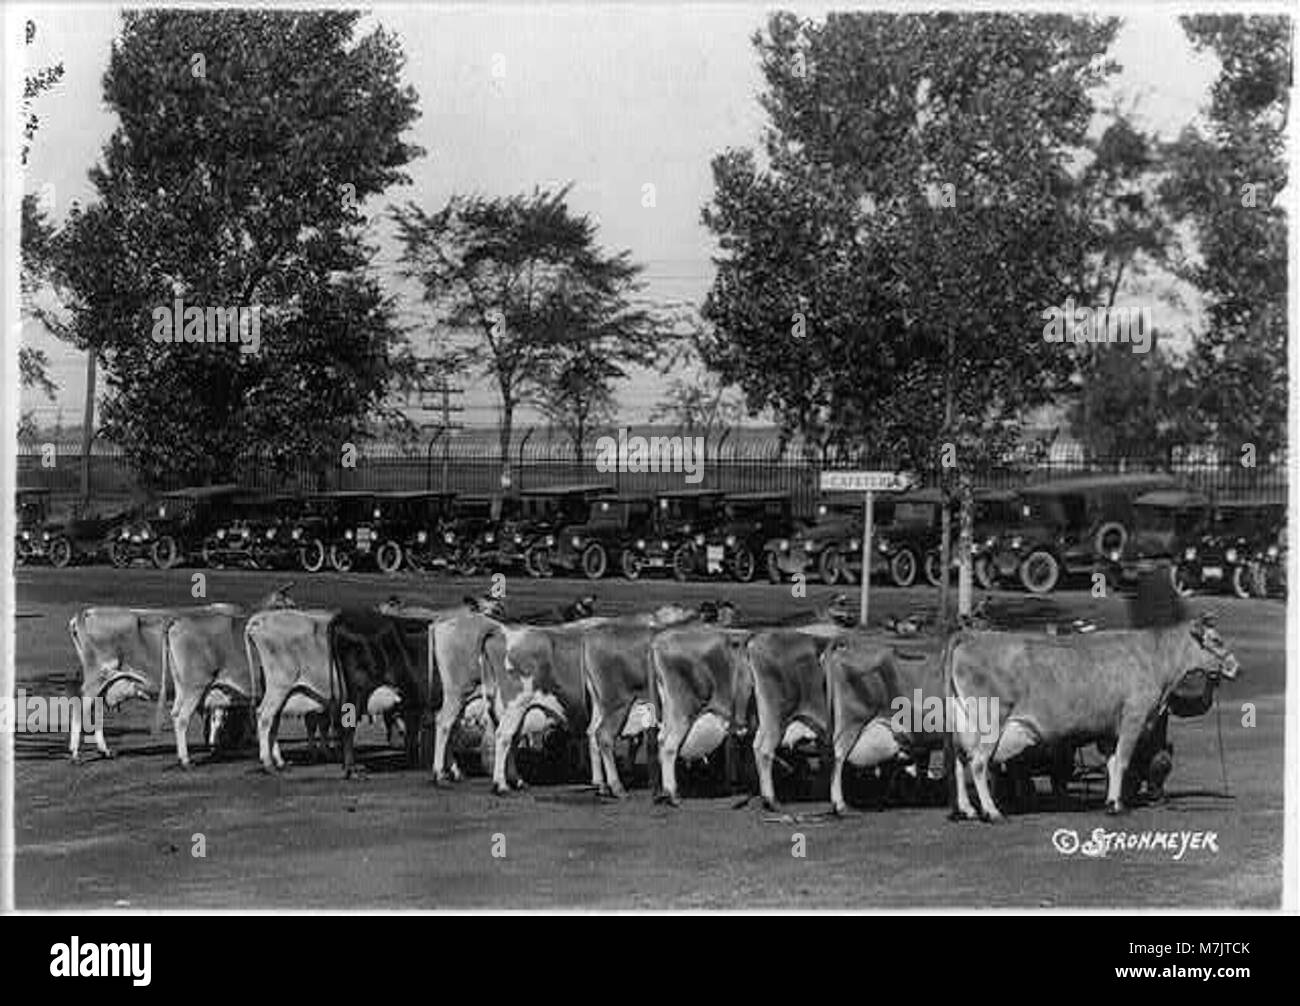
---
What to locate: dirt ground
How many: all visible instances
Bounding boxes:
[12,567,1287,908]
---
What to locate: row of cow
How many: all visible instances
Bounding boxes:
[65,584,1240,818]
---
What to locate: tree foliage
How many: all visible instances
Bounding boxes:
[1162,14,1289,457]
[702,12,1121,472]
[50,10,422,485]
[393,186,662,475]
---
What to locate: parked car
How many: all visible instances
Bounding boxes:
[1176,496,1286,599]
[987,474,1179,594]
[686,492,793,583]
[285,493,350,573]
[619,488,727,580]
[494,484,614,577]
[201,493,304,570]
[872,489,949,588]
[909,489,1024,589]
[550,495,655,579]
[372,491,460,573]
[325,492,384,572]
[111,483,246,568]
[45,501,131,569]
[1114,489,1212,594]
[765,493,898,586]
[441,494,500,575]
[1250,517,1287,599]
[14,487,53,565]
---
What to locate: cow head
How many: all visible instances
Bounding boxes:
[1187,612,1239,680]
[258,582,298,611]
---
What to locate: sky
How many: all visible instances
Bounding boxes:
[17,3,1224,434]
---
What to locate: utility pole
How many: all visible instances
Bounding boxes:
[418,374,464,492]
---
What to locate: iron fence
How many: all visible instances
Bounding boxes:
[15,432,1288,518]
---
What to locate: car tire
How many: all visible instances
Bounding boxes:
[152,535,180,569]
[621,550,642,580]
[766,551,782,584]
[1170,563,1195,598]
[202,542,226,570]
[1094,522,1128,559]
[377,541,404,574]
[818,548,843,586]
[109,540,129,568]
[49,536,73,569]
[974,555,995,591]
[1019,550,1060,594]
[1249,562,1271,598]
[329,545,354,573]
[1231,564,1252,600]
[672,544,694,582]
[299,539,326,573]
[525,544,551,578]
[889,549,918,588]
[923,549,944,587]
[581,543,608,580]
[732,545,756,583]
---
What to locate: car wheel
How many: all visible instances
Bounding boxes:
[672,544,694,582]
[377,541,404,574]
[621,550,642,580]
[299,539,326,573]
[201,543,226,570]
[1019,550,1060,594]
[329,545,354,573]
[109,540,129,568]
[732,545,756,583]
[1094,521,1128,559]
[525,544,551,578]
[889,549,918,588]
[923,549,944,588]
[581,543,608,580]
[766,551,782,584]
[1170,563,1195,598]
[1231,564,1252,600]
[152,535,180,569]
[49,536,73,569]
[974,555,995,591]
[818,548,843,586]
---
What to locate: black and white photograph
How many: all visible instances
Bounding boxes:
[2,0,1294,919]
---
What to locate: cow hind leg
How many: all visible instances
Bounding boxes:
[257,688,290,772]
[172,691,204,768]
[968,745,1002,822]
[431,697,463,783]
[69,695,84,762]
[1106,721,1143,814]
[655,724,682,806]
[752,722,781,812]
[588,701,624,798]
[951,752,979,821]
[491,706,525,795]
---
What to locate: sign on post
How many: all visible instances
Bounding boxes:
[819,470,915,626]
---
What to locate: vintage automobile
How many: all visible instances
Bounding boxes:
[1250,517,1287,598]
[326,491,384,572]
[1109,489,1212,594]
[872,489,952,588]
[110,483,246,568]
[765,493,898,586]
[372,490,460,573]
[42,500,130,569]
[685,492,794,583]
[1175,496,1286,599]
[940,489,1023,590]
[439,494,499,575]
[201,493,304,569]
[284,492,350,572]
[619,488,727,580]
[15,487,53,565]
[493,484,614,577]
[550,494,655,579]
[987,474,1179,594]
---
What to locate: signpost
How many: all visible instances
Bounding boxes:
[819,470,915,626]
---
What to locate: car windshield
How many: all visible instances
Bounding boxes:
[17,501,45,524]
[1020,495,1084,528]
[894,502,937,526]
[659,497,716,522]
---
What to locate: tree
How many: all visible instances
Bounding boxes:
[702,12,1120,620]
[50,10,422,487]
[393,186,661,482]
[651,338,745,446]
[19,17,65,421]
[1162,15,1289,458]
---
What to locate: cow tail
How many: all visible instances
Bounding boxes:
[153,622,172,735]
[939,630,963,814]
[68,615,85,697]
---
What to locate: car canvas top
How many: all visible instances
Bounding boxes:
[160,482,245,499]
[518,483,615,497]
[1018,473,1179,496]
[1134,489,1211,509]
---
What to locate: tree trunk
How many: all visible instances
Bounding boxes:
[957,473,973,617]
[495,397,514,522]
